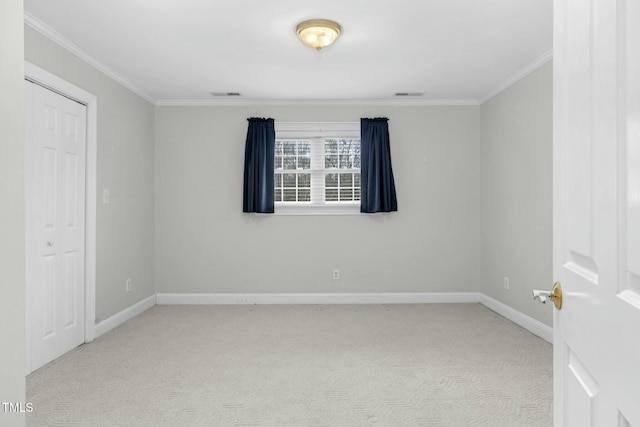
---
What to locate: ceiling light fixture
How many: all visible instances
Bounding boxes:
[296,19,342,51]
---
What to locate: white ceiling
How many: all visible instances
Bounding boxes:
[23,0,553,104]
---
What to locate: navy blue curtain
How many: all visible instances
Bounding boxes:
[243,118,275,213]
[360,118,398,213]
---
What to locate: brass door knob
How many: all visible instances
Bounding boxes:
[532,282,563,310]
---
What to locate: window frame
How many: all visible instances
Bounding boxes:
[274,122,361,216]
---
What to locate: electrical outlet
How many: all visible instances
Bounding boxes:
[332,269,340,280]
[126,278,132,292]
[503,276,510,290]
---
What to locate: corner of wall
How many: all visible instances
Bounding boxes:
[479,61,553,328]
[0,0,26,424]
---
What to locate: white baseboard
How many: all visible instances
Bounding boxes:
[155,292,482,305]
[93,292,551,345]
[479,294,553,343]
[94,294,156,338]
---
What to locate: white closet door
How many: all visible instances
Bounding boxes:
[26,80,87,371]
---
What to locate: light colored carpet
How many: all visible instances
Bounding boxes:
[26,304,552,426]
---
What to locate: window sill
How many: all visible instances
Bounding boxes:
[274,203,361,216]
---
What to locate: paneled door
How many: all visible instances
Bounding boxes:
[25,80,87,372]
[553,0,640,425]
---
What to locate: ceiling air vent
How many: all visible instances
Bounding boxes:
[394,92,424,97]
[210,92,241,97]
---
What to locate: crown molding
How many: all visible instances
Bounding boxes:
[154,98,481,107]
[24,12,156,105]
[479,49,553,104]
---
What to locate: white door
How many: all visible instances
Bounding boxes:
[25,80,87,372]
[553,0,640,425]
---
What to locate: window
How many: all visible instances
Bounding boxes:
[274,140,312,202]
[324,138,361,202]
[274,122,361,214]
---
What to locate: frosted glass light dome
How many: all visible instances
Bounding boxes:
[296,19,342,51]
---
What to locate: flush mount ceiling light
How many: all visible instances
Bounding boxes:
[296,19,342,51]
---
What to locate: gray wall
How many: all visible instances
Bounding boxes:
[24,26,156,323]
[480,61,553,326]
[155,106,482,294]
[0,1,26,426]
